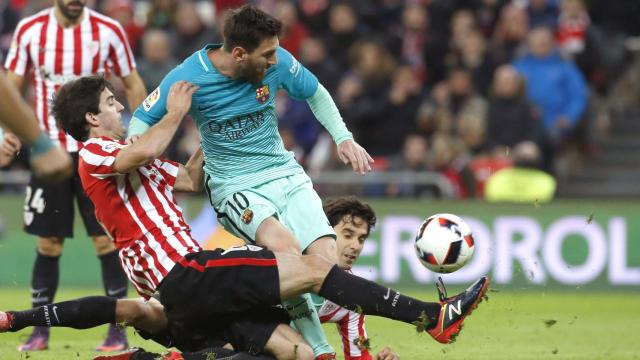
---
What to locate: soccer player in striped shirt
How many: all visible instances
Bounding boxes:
[128,6,373,358]
[0,76,489,359]
[4,0,147,352]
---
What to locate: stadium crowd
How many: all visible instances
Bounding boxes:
[1,0,638,198]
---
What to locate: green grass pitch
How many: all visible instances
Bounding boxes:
[0,288,638,359]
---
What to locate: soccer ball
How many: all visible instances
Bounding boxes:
[414,213,475,273]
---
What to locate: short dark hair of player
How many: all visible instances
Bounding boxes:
[324,196,377,235]
[222,5,282,53]
[52,76,114,142]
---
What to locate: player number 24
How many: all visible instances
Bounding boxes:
[24,186,46,214]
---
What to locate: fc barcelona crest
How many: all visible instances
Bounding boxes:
[241,208,254,224]
[255,85,270,104]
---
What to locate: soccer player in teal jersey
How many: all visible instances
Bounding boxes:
[128,5,373,359]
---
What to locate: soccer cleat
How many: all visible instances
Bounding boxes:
[17,327,49,351]
[315,353,337,360]
[95,323,129,352]
[427,276,489,344]
[0,311,13,332]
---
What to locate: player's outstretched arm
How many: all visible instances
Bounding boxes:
[174,147,204,192]
[0,72,72,181]
[114,81,198,173]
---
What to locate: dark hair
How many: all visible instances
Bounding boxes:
[51,76,113,142]
[223,5,282,53]
[324,196,377,235]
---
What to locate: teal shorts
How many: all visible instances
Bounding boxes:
[211,173,335,251]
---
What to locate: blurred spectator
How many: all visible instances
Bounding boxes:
[513,27,587,143]
[299,37,340,93]
[556,0,588,56]
[360,65,423,156]
[137,29,178,91]
[169,0,220,60]
[386,134,437,198]
[484,141,556,202]
[428,133,476,198]
[526,0,559,30]
[146,0,176,30]
[102,0,145,53]
[449,30,498,95]
[273,0,308,57]
[386,3,450,88]
[394,4,430,80]
[339,40,396,148]
[556,0,601,85]
[450,9,477,51]
[297,0,330,35]
[324,3,364,70]
[417,68,488,154]
[484,65,545,156]
[492,4,529,63]
[472,0,510,37]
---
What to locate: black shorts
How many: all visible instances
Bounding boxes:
[23,152,104,238]
[140,307,290,354]
[158,246,283,353]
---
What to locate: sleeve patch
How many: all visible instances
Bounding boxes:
[101,143,119,153]
[143,87,161,112]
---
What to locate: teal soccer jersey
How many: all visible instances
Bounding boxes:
[132,44,319,204]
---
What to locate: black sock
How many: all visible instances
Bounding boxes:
[99,250,128,300]
[31,252,60,309]
[319,265,441,327]
[9,296,116,331]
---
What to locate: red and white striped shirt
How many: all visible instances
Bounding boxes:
[319,297,371,359]
[78,137,201,298]
[4,7,136,152]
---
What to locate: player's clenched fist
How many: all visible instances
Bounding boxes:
[166,81,199,117]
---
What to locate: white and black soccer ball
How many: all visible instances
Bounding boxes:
[414,213,475,273]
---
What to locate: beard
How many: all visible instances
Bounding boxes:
[57,0,85,20]
[240,61,268,84]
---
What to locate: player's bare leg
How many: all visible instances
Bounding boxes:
[114,298,167,334]
[255,218,335,358]
[275,252,490,344]
[255,217,302,254]
[264,324,314,360]
[304,237,337,264]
